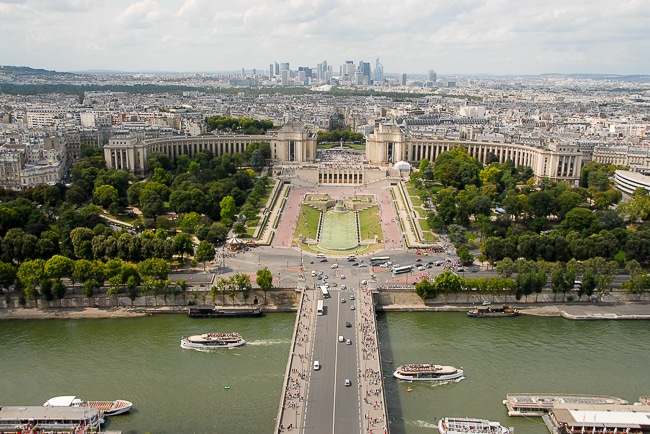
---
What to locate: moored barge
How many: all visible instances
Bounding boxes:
[503,393,628,417]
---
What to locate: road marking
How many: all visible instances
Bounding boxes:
[330,288,341,433]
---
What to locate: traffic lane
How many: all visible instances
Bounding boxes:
[305,294,338,433]
[334,304,361,433]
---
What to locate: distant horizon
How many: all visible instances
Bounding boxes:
[5,65,649,80]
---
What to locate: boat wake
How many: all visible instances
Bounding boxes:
[408,419,438,429]
[183,347,243,353]
[247,339,292,346]
[425,376,465,387]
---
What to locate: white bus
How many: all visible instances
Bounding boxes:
[320,285,330,298]
[370,256,390,265]
[317,300,324,316]
[392,265,413,275]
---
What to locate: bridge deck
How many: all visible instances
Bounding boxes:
[276,285,389,433]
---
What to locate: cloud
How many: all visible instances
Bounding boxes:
[115,0,164,29]
[0,0,648,74]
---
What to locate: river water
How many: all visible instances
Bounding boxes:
[0,312,648,434]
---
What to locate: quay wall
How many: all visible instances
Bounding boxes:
[2,288,650,320]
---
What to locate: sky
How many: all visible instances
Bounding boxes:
[1,0,648,76]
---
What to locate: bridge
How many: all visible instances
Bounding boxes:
[276,284,389,433]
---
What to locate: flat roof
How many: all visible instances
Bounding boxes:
[0,405,99,420]
[552,404,650,428]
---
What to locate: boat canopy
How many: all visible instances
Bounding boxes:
[43,396,82,407]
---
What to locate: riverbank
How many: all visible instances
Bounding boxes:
[2,300,650,320]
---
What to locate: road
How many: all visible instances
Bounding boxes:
[305,286,361,433]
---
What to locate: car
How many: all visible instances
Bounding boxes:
[320,258,328,262]
[427,261,434,265]
[332,282,338,287]
[340,298,346,303]
[361,279,368,285]
[418,266,426,271]
[311,270,316,277]
[317,275,322,280]
[415,258,422,262]
[346,339,352,345]
[350,294,355,300]
[331,263,339,269]
[314,361,320,370]
[344,378,351,387]
[351,305,355,310]
[340,284,347,290]
[482,300,491,306]
[436,261,444,266]
[345,321,352,328]
[340,275,345,279]
[457,268,465,272]
[359,263,368,267]
[318,270,323,275]
[323,274,328,280]
[351,262,359,266]
[338,335,344,342]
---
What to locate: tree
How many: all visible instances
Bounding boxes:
[233,273,252,304]
[495,258,516,278]
[457,246,474,266]
[0,261,17,290]
[139,189,165,219]
[414,279,436,300]
[17,259,46,307]
[256,267,273,303]
[432,271,464,295]
[562,207,600,235]
[53,278,67,306]
[195,240,215,271]
[220,195,237,220]
[172,233,194,264]
[44,255,74,279]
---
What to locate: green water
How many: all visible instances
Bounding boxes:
[319,210,358,250]
[0,312,648,434]
[378,312,650,434]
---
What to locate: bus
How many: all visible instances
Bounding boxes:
[370,256,390,265]
[320,285,330,298]
[317,300,324,316]
[392,265,413,275]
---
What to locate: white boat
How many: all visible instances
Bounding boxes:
[180,332,246,350]
[392,363,464,382]
[43,395,133,416]
[438,417,509,434]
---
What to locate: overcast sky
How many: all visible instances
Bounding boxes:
[1,0,648,76]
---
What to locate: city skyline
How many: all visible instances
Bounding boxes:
[1,0,649,76]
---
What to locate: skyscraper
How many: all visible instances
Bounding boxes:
[374,58,383,82]
[428,69,437,82]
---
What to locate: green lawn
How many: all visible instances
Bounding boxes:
[296,205,320,240]
[359,206,382,240]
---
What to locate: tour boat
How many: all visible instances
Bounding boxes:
[467,304,519,318]
[438,417,510,434]
[180,332,246,350]
[43,395,133,416]
[1,405,104,431]
[502,393,628,417]
[392,363,464,382]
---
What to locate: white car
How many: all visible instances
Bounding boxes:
[311,270,316,277]
[350,305,355,310]
[340,274,346,279]
[361,280,368,285]
[331,263,339,269]
[350,294,355,300]
[340,298,346,303]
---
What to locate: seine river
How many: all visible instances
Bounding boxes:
[0,312,648,434]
